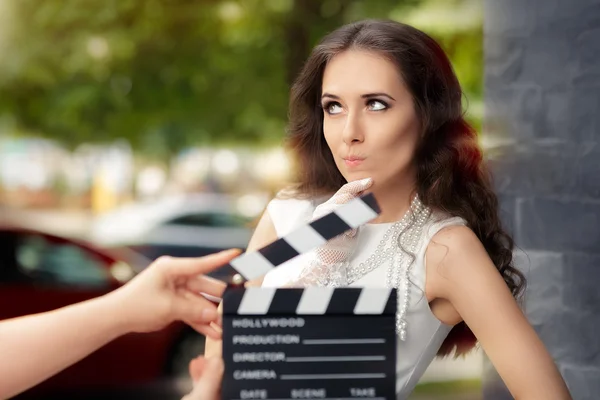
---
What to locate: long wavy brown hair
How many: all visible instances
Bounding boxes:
[284,19,526,357]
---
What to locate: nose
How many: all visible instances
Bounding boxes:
[342,111,364,145]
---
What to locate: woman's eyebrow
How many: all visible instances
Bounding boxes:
[321,92,340,100]
[321,92,396,101]
[361,92,396,101]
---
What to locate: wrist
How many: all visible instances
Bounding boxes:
[97,289,136,338]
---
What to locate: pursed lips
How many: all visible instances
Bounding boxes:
[343,156,365,167]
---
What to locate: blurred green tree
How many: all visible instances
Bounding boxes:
[0,0,481,158]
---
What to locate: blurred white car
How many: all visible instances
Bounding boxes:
[90,193,260,273]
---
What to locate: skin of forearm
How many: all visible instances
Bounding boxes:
[0,294,129,399]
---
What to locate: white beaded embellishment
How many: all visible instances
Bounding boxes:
[346,196,431,341]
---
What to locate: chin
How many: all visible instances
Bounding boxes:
[343,172,370,182]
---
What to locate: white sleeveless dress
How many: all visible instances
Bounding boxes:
[261,195,467,399]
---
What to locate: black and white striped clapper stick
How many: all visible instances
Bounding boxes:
[223,192,381,285]
[218,192,397,400]
[221,287,397,400]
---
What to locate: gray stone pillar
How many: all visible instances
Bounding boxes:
[483,0,600,399]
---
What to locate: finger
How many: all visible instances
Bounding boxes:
[338,177,373,196]
[186,275,227,298]
[180,291,222,328]
[190,323,223,340]
[174,292,220,324]
[200,292,222,305]
[188,319,223,340]
[198,357,224,393]
[181,287,223,308]
[342,178,373,195]
[163,249,242,278]
[203,331,223,358]
[195,308,222,327]
[210,319,223,334]
[208,318,224,337]
[189,356,206,382]
[186,357,224,400]
[331,178,373,204]
[179,299,223,335]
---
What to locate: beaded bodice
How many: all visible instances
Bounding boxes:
[261,193,467,399]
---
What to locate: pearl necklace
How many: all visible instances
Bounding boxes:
[346,196,431,341]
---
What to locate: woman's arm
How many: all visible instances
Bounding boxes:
[0,250,238,399]
[0,294,129,399]
[426,226,571,400]
[204,210,278,358]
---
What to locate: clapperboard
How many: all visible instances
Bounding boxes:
[220,193,397,400]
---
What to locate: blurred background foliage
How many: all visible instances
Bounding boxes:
[0,0,482,161]
[0,2,485,392]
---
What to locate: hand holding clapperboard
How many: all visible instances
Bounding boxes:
[218,193,397,400]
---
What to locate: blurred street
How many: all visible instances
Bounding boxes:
[0,208,93,240]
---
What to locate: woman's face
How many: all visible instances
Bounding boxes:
[321,49,420,190]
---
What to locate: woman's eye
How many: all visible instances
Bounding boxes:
[324,102,343,115]
[368,100,388,111]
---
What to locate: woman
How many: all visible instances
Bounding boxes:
[206,19,571,399]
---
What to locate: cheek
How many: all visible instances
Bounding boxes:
[322,118,335,136]
[369,115,417,148]
[367,117,419,170]
[387,129,418,161]
[322,118,342,148]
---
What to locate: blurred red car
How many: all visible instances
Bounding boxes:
[0,225,206,398]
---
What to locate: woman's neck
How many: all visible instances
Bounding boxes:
[368,176,417,224]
